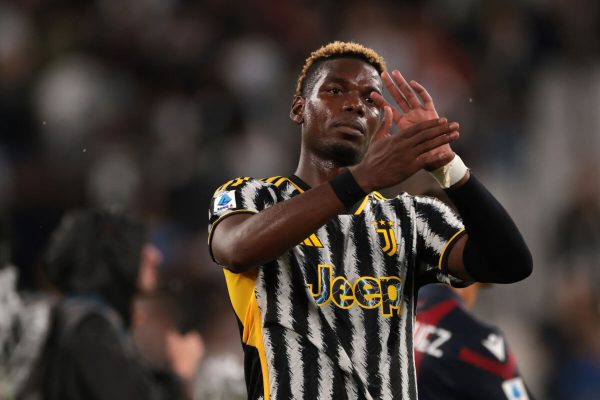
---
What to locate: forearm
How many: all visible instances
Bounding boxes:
[211,181,346,272]
[445,174,533,283]
[211,116,463,273]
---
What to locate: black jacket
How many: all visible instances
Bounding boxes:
[20,296,184,400]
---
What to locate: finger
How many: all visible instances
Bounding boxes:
[372,106,393,143]
[382,71,411,112]
[399,118,446,139]
[409,80,436,112]
[409,121,459,146]
[391,70,421,109]
[371,92,403,124]
[413,130,459,156]
[371,91,390,108]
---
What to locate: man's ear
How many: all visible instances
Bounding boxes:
[290,95,305,124]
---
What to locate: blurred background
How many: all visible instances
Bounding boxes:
[1,0,600,398]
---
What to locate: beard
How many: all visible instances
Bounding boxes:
[318,141,365,167]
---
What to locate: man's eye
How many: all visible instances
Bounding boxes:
[365,96,374,104]
[328,88,341,94]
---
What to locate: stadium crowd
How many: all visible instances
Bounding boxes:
[1,0,600,398]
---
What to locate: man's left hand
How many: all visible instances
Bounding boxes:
[371,70,458,170]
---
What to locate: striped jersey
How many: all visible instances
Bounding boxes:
[208,175,468,400]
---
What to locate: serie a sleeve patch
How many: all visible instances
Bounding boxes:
[214,190,237,213]
[501,377,529,400]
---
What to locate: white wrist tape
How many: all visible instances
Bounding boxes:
[429,154,468,189]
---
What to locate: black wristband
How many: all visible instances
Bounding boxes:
[330,170,367,209]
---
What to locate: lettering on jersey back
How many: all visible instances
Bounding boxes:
[414,321,452,358]
[307,264,403,317]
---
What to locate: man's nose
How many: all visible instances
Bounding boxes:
[343,93,365,116]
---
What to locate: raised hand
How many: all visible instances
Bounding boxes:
[350,106,459,193]
[371,70,438,129]
[370,70,458,171]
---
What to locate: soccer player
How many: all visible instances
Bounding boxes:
[208,41,532,399]
[415,283,534,400]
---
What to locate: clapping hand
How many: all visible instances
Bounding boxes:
[371,70,458,171]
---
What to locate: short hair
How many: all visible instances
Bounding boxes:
[42,208,146,323]
[295,41,387,97]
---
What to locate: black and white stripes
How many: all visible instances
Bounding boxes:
[208,177,467,399]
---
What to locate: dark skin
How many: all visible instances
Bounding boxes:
[211,58,472,279]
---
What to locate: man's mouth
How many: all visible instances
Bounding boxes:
[333,121,365,136]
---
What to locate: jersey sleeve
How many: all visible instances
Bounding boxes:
[207,177,278,262]
[413,196,469,287]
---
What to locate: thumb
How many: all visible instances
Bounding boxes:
[371,106,393,144]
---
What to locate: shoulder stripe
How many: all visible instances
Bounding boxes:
[213,177,251,196]
[220,179,235,191]
[274,177,287,187]
[213,179,233,196]
[285,178,304,193]
[230,177,250,187]
[263,176,283,183]
[264,176,304,192]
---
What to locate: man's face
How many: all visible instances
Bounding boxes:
[297,58,383,166]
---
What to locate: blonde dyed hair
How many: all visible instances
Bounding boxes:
[295,41,387,97]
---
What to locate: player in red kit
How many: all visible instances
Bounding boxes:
[416,283,535,400]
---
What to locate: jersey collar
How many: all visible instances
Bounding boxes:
[289,174,368,215]
[289,174,312,192]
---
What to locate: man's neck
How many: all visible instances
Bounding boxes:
[294,154,350,188]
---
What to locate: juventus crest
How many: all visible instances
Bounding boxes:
[374,219,397,256]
